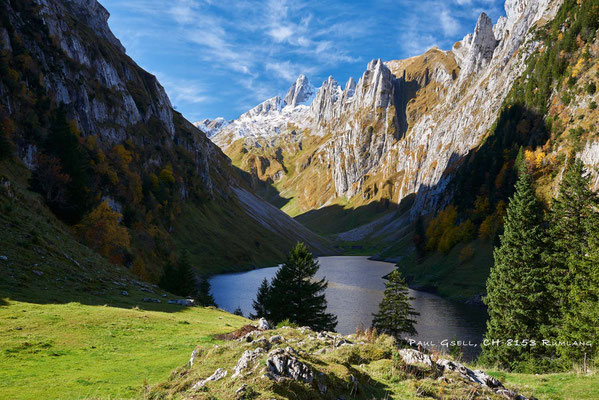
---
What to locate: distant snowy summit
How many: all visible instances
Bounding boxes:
[194,74,316,142]
[193,117,229,138]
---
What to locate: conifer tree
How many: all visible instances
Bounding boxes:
[233,307,244,317]
[551,160,599,363]
[482,170,551,370]
[196,275,216,307]
[371,270,418,338]
[251,278,272,319]
[158,251,213,304]
[175,251,197,298]
[158,261,178,294]
[265,243,337,331]
[547,160,597,308]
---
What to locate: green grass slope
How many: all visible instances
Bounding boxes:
[0,300,246,400]
[0,160,249,399]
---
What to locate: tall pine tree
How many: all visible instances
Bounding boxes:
[482,170,552,371]
[551,160,599,364]
[547,159,597,314]
[196,275,216,307]
[372,270,418,338]
[261,243,337,331]
[251,278,272,319]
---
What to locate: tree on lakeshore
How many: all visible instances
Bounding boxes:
[159,251,215,306]
[251,278,272,320]
[253,243,337,331]
[196,275,216,307]
[482,170,552,370]
[372,270,418,338]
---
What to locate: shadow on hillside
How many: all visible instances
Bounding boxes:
[234,165,291,209]
[0,282,229,314]
[394,75,421,140]
[452,103,550,211]
[295,199,400,237]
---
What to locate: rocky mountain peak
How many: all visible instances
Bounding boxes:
[194,118,229,138]
[284,74,316,108]
[458,12,498,77]
[309,76,342,123]
[241,96,283,119]
[354,58,395,109]
[344,77,356,96]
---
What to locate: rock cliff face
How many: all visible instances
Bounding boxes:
[210,0,568,224]
[0,0,330,273]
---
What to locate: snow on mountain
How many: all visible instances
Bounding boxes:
[193,117,229,138]
[284,74,316,108]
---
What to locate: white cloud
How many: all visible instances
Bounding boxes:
[265,61,317,82]
[157,74,212,106]
[401,32,438,57]
[440,9,461,37]
[269,26,294,42]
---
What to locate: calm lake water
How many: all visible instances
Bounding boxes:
[210,256,487,358]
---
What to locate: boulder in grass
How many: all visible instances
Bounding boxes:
[257,318,271,330]
[192,368,227,390]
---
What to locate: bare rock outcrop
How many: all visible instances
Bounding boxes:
[263,347,314,383]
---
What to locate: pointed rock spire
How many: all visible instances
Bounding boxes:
[344,77,356,98]
[284,74,316,108]
[459,12,497,77]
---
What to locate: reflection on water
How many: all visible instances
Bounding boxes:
[209,256,487,359]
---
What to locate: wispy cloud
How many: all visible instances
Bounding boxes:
[156,73,212,106]
[440,9,461,37]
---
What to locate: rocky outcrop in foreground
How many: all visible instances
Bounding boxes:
[145,323,536,399]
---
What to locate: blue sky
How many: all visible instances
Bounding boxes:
[101,0,505,122]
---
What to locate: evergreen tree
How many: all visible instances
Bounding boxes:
[175,251,197,298]
[196,275,216,307]
[547,160,597,309]
[551,160,599,363]
[372,270,418,338]
[233,307,244,317]
[251,278,272,319]
[31,104,92,223]
[265,243,337,331]
[482,170,552,371]
[158,261,178,294]
[413,216,427,261]
[158,251,205,301]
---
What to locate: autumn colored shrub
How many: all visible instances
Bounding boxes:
[75,201,130,262]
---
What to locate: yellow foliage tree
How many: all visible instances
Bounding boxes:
[535,151,546,169]
[75,201,130,260]
[159,164,175,185]
[426,205,458,251]
[524,149,535,169]
[112,144,132,168]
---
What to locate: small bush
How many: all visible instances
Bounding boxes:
[276,319,298,329]
[586,81,597,95]
[590,101,597,110]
